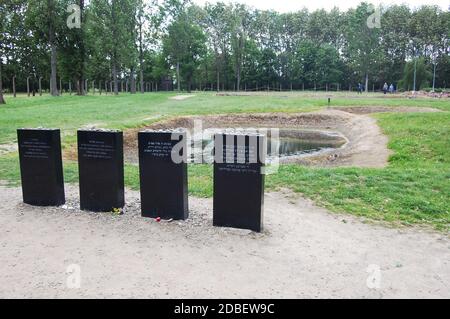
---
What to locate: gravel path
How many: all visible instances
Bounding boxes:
[0,184,449,298]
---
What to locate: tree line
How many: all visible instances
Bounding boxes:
[1,0,449,104]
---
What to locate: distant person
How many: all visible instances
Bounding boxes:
[389,84,394,94]
[383,83,388,94]
[357,83,362,94]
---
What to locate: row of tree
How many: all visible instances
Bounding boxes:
[1,0,449,104]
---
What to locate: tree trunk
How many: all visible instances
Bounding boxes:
[27,77,30,97]
[111,0,120,95]
[187,78,192,93]
[112,62,118,95]
[365,73,369,93]
[48,0,59,97]
[235,32,243,92]
[32,77,36,96]
[176,62,180,91]
[130,69,136,94]
[0,62,5,104]
[60,78,63,95]
[236,67,240,92]
[139,16,144,94]
[39,77,42,96]
[216,70,220,92]
[13,75,16,98]
[78,0,86,96]
[69,81,72,95]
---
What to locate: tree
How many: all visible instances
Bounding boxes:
[399,57,432,91]
[26,0,66,96]
[88,0,137,95]
[2,1,450,95]
[48,0,59,96]
[0,62,5,105]
[230,4,251,91]
[316,45,344,88]
[380,5,411,84]
[163,12,206,92]
[344,3,382,92]
[293,40,318,89]
[137,0,146,93]
[58,0,87,95]
[203,2,231,92]
[0,1,6,104]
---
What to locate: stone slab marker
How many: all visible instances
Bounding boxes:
[138,130,188,220]
[213,132,266,232]
[77,130,124,212]
[17,128,65,206]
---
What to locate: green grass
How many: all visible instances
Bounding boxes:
[1,92,449,144]
[0,92,449,231]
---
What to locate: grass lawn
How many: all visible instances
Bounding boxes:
[0,92,449,231]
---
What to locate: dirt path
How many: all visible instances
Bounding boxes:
[0,185,448,298]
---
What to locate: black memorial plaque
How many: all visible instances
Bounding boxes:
[17,128,65,206]
[138,130,188,220]
[77,130,124,212]
[213,133,266,232]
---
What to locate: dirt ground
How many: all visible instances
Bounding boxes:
[0,184,449,299]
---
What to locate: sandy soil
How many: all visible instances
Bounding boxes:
[0,184,449,299]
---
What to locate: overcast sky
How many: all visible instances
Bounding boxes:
[193,0,450,12]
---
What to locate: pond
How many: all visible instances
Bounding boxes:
[189,129,346,163]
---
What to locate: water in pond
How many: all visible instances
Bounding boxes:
[190,136,341,163]
[271,137,338,158]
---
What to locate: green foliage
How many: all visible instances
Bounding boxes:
[163,13,207,91]
[293,41,343,88]
[399,57,432,91]
[2,2,449,95]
